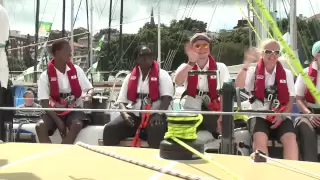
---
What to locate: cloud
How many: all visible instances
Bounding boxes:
[3,0,320,35]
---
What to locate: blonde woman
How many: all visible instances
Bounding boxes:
[235,39,298,160]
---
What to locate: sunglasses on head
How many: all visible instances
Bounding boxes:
[263,49,280,55]
[194,44,209,49]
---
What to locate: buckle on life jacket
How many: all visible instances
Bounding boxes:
[266,99,286,122]
[49,96,76,116]
[132,97,152,147]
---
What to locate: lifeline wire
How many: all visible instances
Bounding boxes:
[257,152,320,179]
[76,142,215,180]
[1,106,319,117]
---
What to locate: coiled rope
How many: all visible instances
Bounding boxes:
[164,114,242,180]
[164,114,202,140]
[76,142,214,180]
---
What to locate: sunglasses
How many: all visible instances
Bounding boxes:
[194,44,209,49]
[263,49,280,55]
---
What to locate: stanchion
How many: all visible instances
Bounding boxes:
[220,80,236,155]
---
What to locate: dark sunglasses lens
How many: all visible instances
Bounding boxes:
[264,50,272,54]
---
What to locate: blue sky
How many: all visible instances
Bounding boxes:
[3,0,320,35]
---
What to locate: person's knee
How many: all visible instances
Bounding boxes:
[253,132,269,149]
[280,132,297,147]
[36,120,46,132]
[147,124,166,149]
[69,120,84,132]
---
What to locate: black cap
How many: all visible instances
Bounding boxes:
[138,46,154,56]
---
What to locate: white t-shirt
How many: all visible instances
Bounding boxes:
[38,64,93,107]
[175,61,230,110]
[295,67,320,108]
[244,64,295,119]
[117,67,174,116]
[0,5,10,88]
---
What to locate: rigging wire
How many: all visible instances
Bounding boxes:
[8,0,217,51]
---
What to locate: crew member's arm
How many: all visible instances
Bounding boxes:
[158,70,174,110]
[76,66,94,96]
[174,62,195,86]
[116,74,131,119]
[284,71,295,113]
[295,72,312,114]
[235,65,251,89]
[38,72,62,123]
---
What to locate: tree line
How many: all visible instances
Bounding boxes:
[8,17,320,75]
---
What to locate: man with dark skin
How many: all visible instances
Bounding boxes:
[103,45,174,148]
[36,39,93,144]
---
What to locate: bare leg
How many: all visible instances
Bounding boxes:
[35,114,56,143]
[61,119,83,144]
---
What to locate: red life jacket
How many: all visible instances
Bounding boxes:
[254,59,289,121]
[47,59,82,101]
[127,61,160,102]
[186,55,220,111]
[187,55,218,101]
[254,59,289,104]
[305,60,318,103]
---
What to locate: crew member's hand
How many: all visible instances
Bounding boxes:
[184,42,199,64]
[270,116,283,129]
[244,48,260,67]
[56,119,66,138]
[217,115,222,134]
[123,113,135,127]
[83,93,92,102]
[150,113,165,126]
[309,116,320,127]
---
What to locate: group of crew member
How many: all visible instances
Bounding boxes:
[12,29,318,162]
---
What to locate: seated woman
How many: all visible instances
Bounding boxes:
[16,90,42,118]
[174,32,230,137]
[235,39,298,160]
[103,45,174,149]
[36,39,93,144]
[295,41,320,162]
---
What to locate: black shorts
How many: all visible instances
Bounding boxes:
[41,111,88,136]
[248,116,295,141]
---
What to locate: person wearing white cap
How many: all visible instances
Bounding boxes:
[174,31,230,138]
[295,41,320,162]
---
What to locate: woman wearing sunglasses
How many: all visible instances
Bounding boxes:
[235,39,298,160]
[174,32,230,139]
[294,41,320,162]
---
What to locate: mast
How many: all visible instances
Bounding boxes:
[119,0,124,63]
[33,0,40,83]
[62,0,66,37]
[86,0,91,74]
[89,0,94,76]
[272,0,277,39]
[107,0,113,50]
[247,2,252,47]
[289,0,297,50]
[70,0,75,61]
[157,3,161,68]
[253,0,270,45]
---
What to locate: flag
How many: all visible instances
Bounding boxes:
[96,35,105,51]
